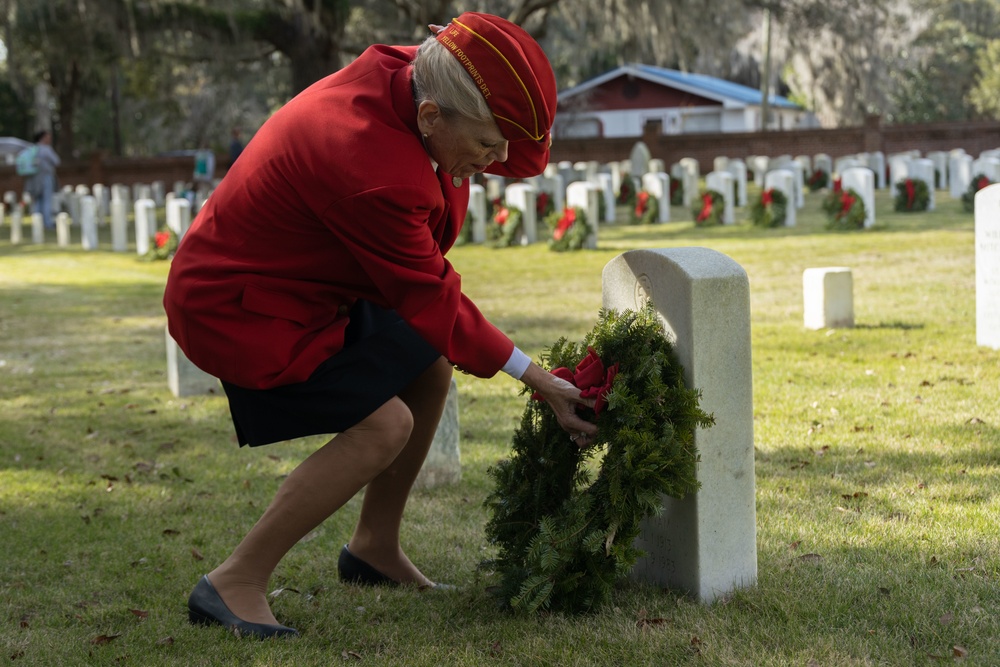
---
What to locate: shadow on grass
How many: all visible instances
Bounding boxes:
[854,321,926,330]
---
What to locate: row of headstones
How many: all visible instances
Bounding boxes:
[1,183,208,252]
[558,144,999,214]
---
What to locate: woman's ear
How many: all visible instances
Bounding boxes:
[416,100,442,138]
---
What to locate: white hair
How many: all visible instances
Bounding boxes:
[412,36,492,123]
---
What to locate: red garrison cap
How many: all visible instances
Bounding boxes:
[435,12,557,177]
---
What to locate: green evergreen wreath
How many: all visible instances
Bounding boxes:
[825,187,867,230]
[141,227,178,261]
[670,179,683,206]
[617,175,636,207]
[454,208,474,246]
[962,174,993,213]
[629,190,659,225]
[749,187,788,227]
[893,178,930,212]
[545,206,589,252]
[691,189,725,226]
[807,168,830,192]
[487,200,524,248]
[483,305,714,614]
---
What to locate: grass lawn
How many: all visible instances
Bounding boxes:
[1,187,997,666]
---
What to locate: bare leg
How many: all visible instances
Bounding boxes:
[347,356,453,585]
[205,396,415,625]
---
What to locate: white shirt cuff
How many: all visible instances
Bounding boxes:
[501,347,531,380]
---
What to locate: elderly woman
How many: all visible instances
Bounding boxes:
[165,12,596,639]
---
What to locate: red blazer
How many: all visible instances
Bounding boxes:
[164,45,519,389]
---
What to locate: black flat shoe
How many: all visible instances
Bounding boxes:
[337,545,455,590]
[187,575,299,639]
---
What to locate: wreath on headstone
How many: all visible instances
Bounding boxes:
[807,168,829,192]
[631,190,659,225]
[545,206,589,252]
[617,175,636,207]
[142,227,178,261]
[749,187,788,227]
[536,191,555,220]
[820,179,843,217]
[482,305,713,614]
[487,199,524,248]
[962,174,993,213]
[454,209,474,246]
[670,179,683,206]
[825,188,867,230]
[692,189,725,226]
[893,178,930,212]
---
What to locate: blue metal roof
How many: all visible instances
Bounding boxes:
[560,64,801,110]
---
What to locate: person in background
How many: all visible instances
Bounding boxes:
[228,128,244,163]
[165,12,596,639]
[24,130,60,229]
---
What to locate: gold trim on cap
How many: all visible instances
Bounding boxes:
[452,18,543,142]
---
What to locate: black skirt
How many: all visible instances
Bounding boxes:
[221,300,442,447]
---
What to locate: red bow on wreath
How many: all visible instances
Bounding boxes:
[905,179,915,209]
[635,191,649,216]
[536,192,550,216]
[553,208,575,241]
[531,346,619,415]
[155,231,172,249]
[832,178,842,193]
[696,192,714,222]
[761,189,773,205]
[839,192,856,215]
[494,207,510,225]
[978,176,991,191]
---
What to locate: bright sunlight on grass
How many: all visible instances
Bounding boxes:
[0,186,997,666]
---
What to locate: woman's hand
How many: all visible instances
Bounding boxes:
[520,362,598,447]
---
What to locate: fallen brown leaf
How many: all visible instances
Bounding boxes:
[156,637,174,646]
[191,547,204,561]
[128,609,149,619]
[341,650,363,660]
[939,612,954,626]
[953,645,968,658]
[797,553,824,563]
[90,634,122,645]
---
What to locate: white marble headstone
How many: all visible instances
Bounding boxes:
[504,183,538,245]
[764,169,796,227]
[80,195,98,250]
[976,183,1000,349]
[726,159,748,207]
[841,167,876,228]
[602,247,756,603]
[705,171,735,224]
[803,267,854,329]
[909,158,936,210]
[950,153,973,200]
[641,172,671,223]
[565,181,600,249]
[414,377,462,489]
[468,184,487,244]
